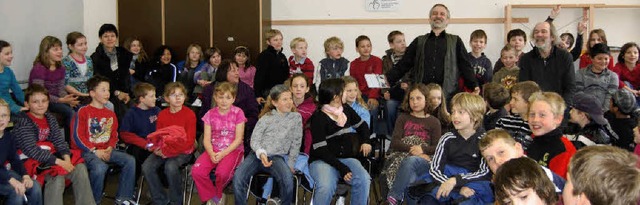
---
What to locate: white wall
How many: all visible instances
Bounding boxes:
[272,0,640,69]
[0,0,83,82]
[83,0,117,51]
[2,0,638,81]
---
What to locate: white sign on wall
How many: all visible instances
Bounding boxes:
[365,0,400,12]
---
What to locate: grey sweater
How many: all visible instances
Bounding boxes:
[251,109,303,168]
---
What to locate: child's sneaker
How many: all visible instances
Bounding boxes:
[115,199,138,205]
[266,197,281,205]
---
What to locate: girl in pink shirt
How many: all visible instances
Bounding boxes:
[235,46,256,88]
[191,82,246,204]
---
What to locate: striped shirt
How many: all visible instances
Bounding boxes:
[496,115,533,150]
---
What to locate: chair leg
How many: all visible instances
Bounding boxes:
[182,165,191,205]
[187,177,194,205]
[136,175,145,204]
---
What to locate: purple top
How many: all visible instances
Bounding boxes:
[29,63,67,103]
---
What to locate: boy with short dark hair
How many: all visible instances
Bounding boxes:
[496,81,541,150]
[606,89,638,151]
[482,82,509,131]
[350,35,383,132]
[382,30,408,137]
[71,75,137,205]
[120,82,161,179]
[575,43,619,111]
[563,146,640,205]
[466,29,492,87]
[254,29,289,102]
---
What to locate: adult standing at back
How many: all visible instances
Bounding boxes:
[519,21,576,105]
[91,24,133,119]
[385,4,479,102]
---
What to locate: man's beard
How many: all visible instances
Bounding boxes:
[430,19,447,29]
[535,39,552,51]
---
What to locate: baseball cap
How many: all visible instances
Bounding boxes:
[572,93,607,125]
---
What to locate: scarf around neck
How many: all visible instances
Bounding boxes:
[322,104,347,127]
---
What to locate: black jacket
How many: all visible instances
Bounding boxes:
[309,105,372,177]
[91,44,133,96]
[254,45,289,98]
[518,46,576,105]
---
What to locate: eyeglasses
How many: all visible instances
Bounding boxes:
[169,94,185,99]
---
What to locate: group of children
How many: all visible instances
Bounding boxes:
[1,10,640,205]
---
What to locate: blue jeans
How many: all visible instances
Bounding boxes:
[82,150,136,204]
[0,171,42,205]
[233,153,294,205]
[309,158,371,205]
[261,154,313,199]
[419,165,494,205]
[388,156,430,205]
[385,99,400,136]
[142,153,191,205]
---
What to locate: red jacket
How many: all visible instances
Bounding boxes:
[349,56,383,99]
[147,125,193,158]
[611,62,640,89]
[21,141,84,185]
[156,106,196,155]
[548,137,576,179]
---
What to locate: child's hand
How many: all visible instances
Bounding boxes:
[209,152,218,163]
[550,5,561,19]
[368,98,379,107]
[129,69,135,75]
[460,186,475,198]
[256,97,265,104]
[214,152,226,163]
[360,143,372,156]
[56,158,75,172]
[400,82,409,90]
[22,175,34,189]
[259,154,272,167]
[436,177,456,199]
[8,178,26,196]
[343,172,353,182]
[154,149,165,158]
[409,145,424,156]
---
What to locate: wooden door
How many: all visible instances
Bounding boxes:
[212,0,270,62]
[117,0,163,61]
